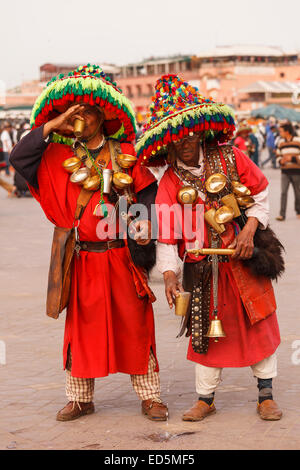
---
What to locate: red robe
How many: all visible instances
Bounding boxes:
[155,146,280,368]
[30,141,158,378]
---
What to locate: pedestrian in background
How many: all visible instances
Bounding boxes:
[0,122,13,175]
[275,122,300,221]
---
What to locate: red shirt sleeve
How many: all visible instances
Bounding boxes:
[234,136,247,151]
[233,146,268,195]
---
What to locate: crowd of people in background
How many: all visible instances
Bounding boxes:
[1,115,300,221]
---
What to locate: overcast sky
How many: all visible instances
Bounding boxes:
[1,0,300,88]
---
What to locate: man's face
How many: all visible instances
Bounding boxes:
[279,127,288,139]
[169,134,200,167]
[75,105,104,139]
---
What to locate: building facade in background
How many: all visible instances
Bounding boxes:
[2,46,300,120]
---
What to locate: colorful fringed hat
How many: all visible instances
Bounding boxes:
[136,74,236,165]
[30,64,136,142]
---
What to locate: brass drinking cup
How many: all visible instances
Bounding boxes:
[221,193,241,218]
[177,186,198,205]
[232,181,251,197]
[73,118,85,138]
[70,167,90,184]
[214,205,234,224]
[204,208,226,234]
[205,173,227,194]
[113,172,133,189]
[117,154,137,169]
[83,175,101,191]
[62,157,81,173]
[175,292,191,317]
[236,195,255,208]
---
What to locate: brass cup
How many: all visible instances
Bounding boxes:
[215,205,234,224]
[221,193,241,218]
[232,181,251,197]
[62,157,81,173]
[177,186,198,205]
[113,172,133,189]
[205,173,227,194]
[73,118,85,138]
[236,195,255,208]
[83,175,100,191]
[175,292,191,317]
[70,167,90,184]
[117,154,137,169]
[204,208,225,234]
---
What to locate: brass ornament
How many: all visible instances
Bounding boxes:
[205,315,226,342]
[177,186,198,205]
[214,205,234,224]
[204,208,225,234]
[205,173,227,194]
[70,167,90,184]
[62,157,81,173]
[221,193,241,218]
[117,153,137,169]
[113,172,133,189]
[232,181,251,197]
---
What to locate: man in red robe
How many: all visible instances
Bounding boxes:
[136,74,282,422]
[10,65,168,422]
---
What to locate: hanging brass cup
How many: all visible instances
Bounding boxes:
[236,195,255,208]
[221,193,241,218]
[62,157,81,173]
[204,208,225,234]
[83,175,101,191]
[214,205,234,224]
[113,172,133,189]
[175,292,191,317]
[70,167,90,184]
[205,173,227,194]
[177,186,198,205]
[205,315,226,342]
[73,118,85,138]
[232,181,251,197]
[117,154,137,169]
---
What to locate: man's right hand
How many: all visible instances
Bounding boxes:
[163,270,184,309]
[43,104,85,139]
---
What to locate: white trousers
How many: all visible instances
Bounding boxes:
[195,353,277,395]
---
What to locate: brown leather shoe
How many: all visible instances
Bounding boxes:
[141,399,168,421]
[257,399,282,421]
[182,400,216,421]
[56,401,95,421]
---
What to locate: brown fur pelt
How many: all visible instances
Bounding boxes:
[242,226,285,281]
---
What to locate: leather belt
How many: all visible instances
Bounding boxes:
[77,239,125,253]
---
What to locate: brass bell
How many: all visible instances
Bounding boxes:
[214,205,234,224]
[236,195,255,208]
[232,181,251,197]
[204,208,225,234]
[83,175,101,191]
[205,173,227,194]
[117,153,137,169]
[113,172,133,189]
[221,193,241,218]
[177,186,198,205]
[62,157,81,173]
[70,167,90,184]
[205,315,226,342]
[73,118,85,138]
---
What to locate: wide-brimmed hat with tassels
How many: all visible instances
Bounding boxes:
[136,74,235,166]
[30,64,136,143]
